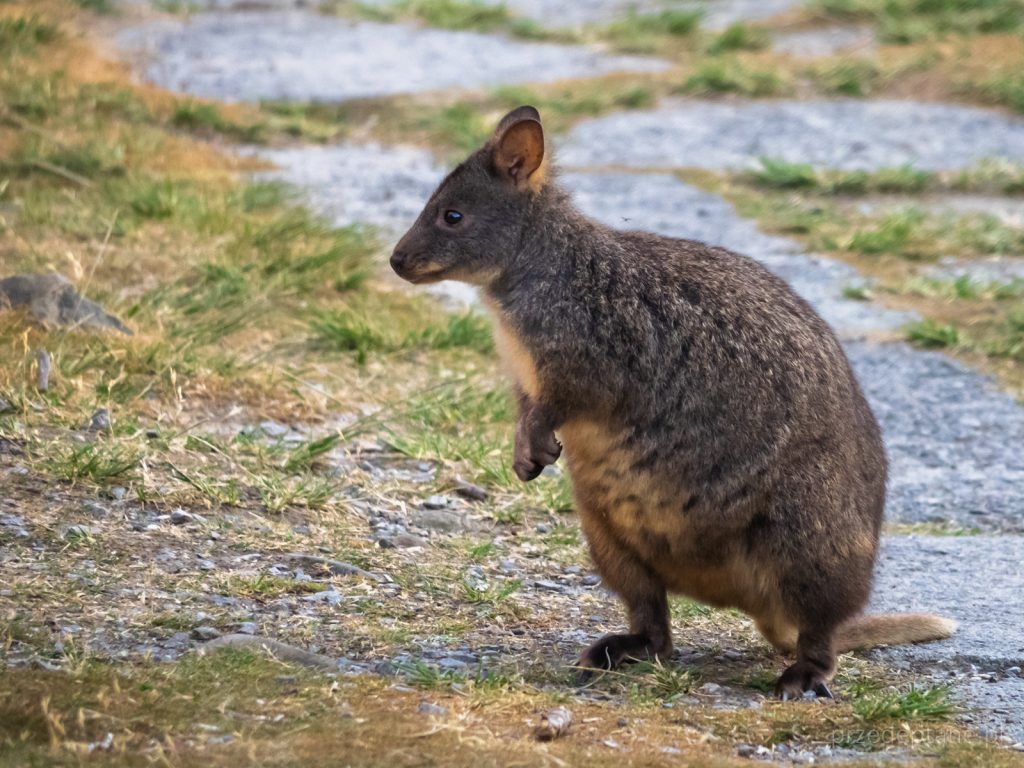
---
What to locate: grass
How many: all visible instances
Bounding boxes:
[344,0,573,41]
[907,318,961,348]
[677,57,792,97]
[707,22,770,55]
[811,0,1024,43]
[600,9,702,53]
[852,684,956,722]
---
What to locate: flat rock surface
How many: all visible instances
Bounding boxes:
[870,535,1024,741]
[117,11,666,103]
[560,99,1024,171]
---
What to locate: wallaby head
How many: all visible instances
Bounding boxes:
[391,105,547,287]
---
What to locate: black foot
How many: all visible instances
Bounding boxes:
[775,662,834,701]
[577,633,669,682]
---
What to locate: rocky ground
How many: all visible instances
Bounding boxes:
[3,0,1024,765]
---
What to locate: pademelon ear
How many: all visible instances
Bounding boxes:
[490,106,545,188]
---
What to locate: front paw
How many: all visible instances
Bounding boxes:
[513,432,561,482]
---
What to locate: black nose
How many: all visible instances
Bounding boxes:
[390,250,408,272]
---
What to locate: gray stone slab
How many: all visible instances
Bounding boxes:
[851,342,1024,533]
[870,535,1024,741]
[116,11,666,103]
[560,100,1024,171]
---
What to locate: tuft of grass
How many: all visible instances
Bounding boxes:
[601,9,702,52]
[282,434,341,472]
[678,57,791,97]
[170,100,267,142]
[753,157,817,189]
[0,16,59,54]
[42,442,142,482]
[311,309,493,364]
[812,0,1024,42]
[848,209,924,255]
[974,69,1024,114]
[809,59,881,97]
[907,318,961,348]
[219,574,328,598]
[461,577,521,606]
[853,684,956,722]
[842,284,874,301]
[707,22,769,55]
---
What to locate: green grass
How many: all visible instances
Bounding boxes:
[974,69,1024,114]
[907,318,961,348]
[809,59,881,97]
[706,22,769,54]
[347,0,572,41]
[848,209,924,255]
[601,9,702,53]
[753,158,818,189]
[750,159,933,194]
[812,0,1024,42]
[170,100,267,142]
[311,309,493,364]
[42,441,143,482]
[852,684,956,722]
[677,57,791,97]
[0,16,59,54]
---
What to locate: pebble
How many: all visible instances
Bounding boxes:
[417,702,448,717]
[87,408,111,432]
[64,524,96,540]
[455,482,487,501]
[237,622,258,635]
[83,501,109,519]
[582,575,601,586]
[192,626,221,641]
[259,420,289,438]
[170,509,195,525]
[423,495,450,510]
[410,509,464,533]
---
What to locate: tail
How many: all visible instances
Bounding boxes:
[835,613,957,653]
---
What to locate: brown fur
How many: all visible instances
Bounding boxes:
[391,106,957,698]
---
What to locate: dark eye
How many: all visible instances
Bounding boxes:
[443,210,463,226]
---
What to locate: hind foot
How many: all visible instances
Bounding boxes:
[775,660,834,701]
[577,633,671,681]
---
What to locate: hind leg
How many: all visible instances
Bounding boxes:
[775,626,837,700]
[578,516,672,672]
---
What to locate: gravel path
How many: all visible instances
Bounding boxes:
[116,11,666,103]
[560,99,1024,171]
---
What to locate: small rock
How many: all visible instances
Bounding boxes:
[698,683,722,695]
[192,626,221,641]
[87,408,111,432]
[110,486,127,500]
[411,509,464,533]
[582,574,601,586]
[533,579,565,592]
[423,495,450,510]
[455,481,487,501]
[83,501,109,519]
[197,559,217,571]
[417,702,448,717]
[260,420,289,438]
[238,622,258,635]
[385,536,430,548]
[535,523,551,533]
[737,744,756,758]
[64,524,95,540]
[170,508,195,525]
